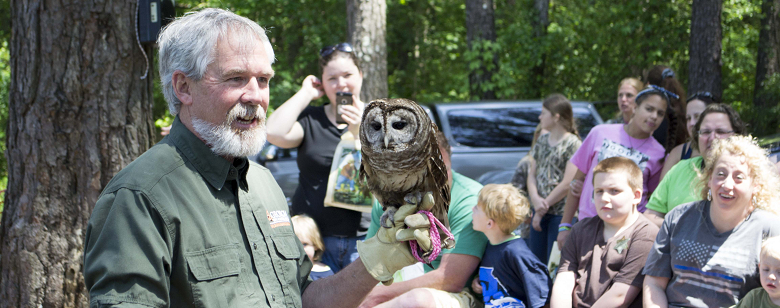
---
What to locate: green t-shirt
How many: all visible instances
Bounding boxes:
[366,171,488,271]
[645,156,704,214]
[732,288,780,308]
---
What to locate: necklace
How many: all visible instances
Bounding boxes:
[624,124,650,151]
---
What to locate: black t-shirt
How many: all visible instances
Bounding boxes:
[291,105,365,237]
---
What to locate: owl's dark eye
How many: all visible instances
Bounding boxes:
[371,122,382,131]
[392,121,407,130]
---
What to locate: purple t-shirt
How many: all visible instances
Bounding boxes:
[570,124,664,219]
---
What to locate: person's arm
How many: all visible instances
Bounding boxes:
[544,161,579,206]
[302,259,379,308]
[527,158,544,210]
[556,169,585,248]
[591,283,640,308]
[643,275,670,308]
[550,271,576,308]
[659,145,683,180]
[266,75,323,148]
[358,253,481,307]
[84,189,172,308]
[527,158,548,231]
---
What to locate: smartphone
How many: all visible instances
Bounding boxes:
[336,92,353,125]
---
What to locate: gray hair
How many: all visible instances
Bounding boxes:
[157,8,275,115]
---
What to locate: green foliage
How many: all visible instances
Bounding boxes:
[0,0,770,157]
[386,0,470,103]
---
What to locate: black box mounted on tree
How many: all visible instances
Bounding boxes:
[137,0,176,44]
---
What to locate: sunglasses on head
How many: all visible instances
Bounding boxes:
[319,42,354,58]
[687,92,718,103]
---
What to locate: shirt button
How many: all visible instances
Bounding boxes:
[253,243,258,250]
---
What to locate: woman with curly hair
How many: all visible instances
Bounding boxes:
[643,135,780,308]
[644,104,746,227]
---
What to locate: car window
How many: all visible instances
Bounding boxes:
[447,106,600,147]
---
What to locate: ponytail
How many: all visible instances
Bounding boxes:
[647,65,688,153]
[543,94,580,139]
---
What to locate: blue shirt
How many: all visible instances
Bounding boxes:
[479,237,551,308]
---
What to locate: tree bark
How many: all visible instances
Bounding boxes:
[347,0,388,102]
[466,0,497,100]
[531,0,549,98]
[688,0,723,97]
[755,0,780,114]
[0,0,155,306]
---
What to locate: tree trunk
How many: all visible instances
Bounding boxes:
[0,0,155,306]
[531,0,549,98]
[755,0,780,132]
[688,0,723,97]
[466,0,497,100]
[347,0,388,102]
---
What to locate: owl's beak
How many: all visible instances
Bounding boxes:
[384,135,390,148]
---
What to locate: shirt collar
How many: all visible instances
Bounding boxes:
[168,116,249,190]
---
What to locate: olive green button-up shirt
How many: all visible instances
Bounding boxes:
[84,118,312,308]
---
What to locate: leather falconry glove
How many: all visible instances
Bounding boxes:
[357,192,436,285]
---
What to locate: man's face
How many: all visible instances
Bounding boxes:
[182,34,275,158]
[593,172,640,226]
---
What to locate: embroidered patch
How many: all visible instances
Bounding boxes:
[615,236,630,254]
[267,210,291,228]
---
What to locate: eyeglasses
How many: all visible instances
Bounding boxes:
[319,42,354,58]
[697,129,734,137]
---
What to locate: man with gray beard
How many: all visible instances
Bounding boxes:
[83,8,426,308]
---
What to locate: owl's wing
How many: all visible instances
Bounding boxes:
[359,153,385,210]
[427,125,451,228]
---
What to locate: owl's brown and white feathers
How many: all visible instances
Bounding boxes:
[358,98,451,248]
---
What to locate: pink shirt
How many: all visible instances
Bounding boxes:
[570,124,664,219]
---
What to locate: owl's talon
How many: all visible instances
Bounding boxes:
[380,207,397,228]
[404,192,422,206]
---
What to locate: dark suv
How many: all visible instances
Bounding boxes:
[432,101,603,184]
[256,101,604,204]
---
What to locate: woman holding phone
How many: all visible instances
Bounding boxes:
[267,42,365,273]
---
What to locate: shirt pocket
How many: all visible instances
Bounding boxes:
[272,233,301,260]
[271,232,304,303]
[185,243,241,308]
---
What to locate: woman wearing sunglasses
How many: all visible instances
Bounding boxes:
[267,42,365,273]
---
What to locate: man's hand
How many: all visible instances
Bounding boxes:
[357,194,434,285]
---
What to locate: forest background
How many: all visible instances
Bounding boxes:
[0,0,778,306]
[0,0,778,214]
[2,0,779,215]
